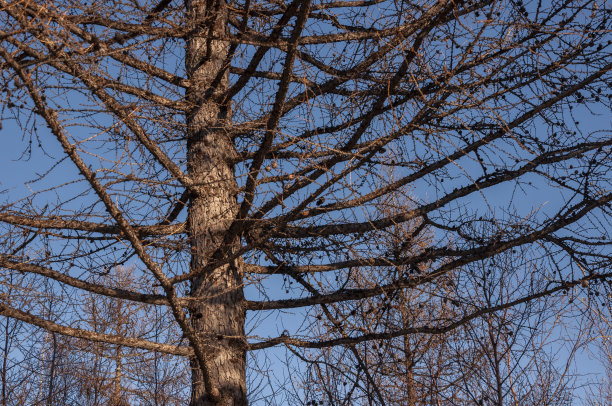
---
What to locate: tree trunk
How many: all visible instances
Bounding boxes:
[402,326,415,406]
[46,333,57,406]
[185,1,246,405]
[111,345,122,405]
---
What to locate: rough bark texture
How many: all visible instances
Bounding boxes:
[403,336,416,406]
[185,0,246,404]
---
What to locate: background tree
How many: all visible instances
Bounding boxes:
[0,266,188,405]
[297,195,577,405]
[0,0,610,405]
[61,267,188,406]
[581,278,612,406]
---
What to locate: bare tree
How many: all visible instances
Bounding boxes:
[0,0,610,404]
[298,196,577,405]
[0,266,187,406]
[580,278,612,406]
[0,273,45,406]
[56,267,187,406]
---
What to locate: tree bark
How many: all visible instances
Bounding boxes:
[402,337,416,406]
[185,0,246,405]
[111,344,123,405]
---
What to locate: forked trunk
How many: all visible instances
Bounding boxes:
[185,1,246,404]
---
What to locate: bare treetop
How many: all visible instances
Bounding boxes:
[0,0,610,404]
